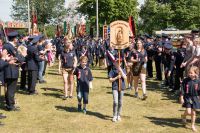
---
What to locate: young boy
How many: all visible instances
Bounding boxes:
[108,57,127,122]
[74,56,93,114]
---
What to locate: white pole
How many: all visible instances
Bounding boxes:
[96,0,99,39]
[28,0,31,35]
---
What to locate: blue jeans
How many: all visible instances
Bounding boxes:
[38,61,44,81]
[77,91,89,104]
[113,90,124,117]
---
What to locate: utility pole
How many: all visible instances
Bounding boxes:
[28,0,31,35]
[96,0,99,39]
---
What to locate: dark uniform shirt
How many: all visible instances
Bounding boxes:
[181,78,200,97]
[0,59,9,85]
[27,44,43,71]
[108,68,126,91]
[61,50,76,69]
[74,65,93,92]
[162,51,175,71]
[3,42,25,79]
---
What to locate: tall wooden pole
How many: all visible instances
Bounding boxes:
[118,49,121,91]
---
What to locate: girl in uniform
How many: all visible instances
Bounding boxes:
[180,66,200,132]
[131,39,148,100]
[109,56,127,122]
[61,42,77,99]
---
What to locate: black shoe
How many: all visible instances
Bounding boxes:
[7,106,20,111]
[29,91,38,95]
[60,96,68,100]
[141,94,148,100]
[78,105,82,112]
[0,114,6,119]
[69,96,73,99]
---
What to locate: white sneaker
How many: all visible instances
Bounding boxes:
[112,116,117,122]
[117,116,121,121]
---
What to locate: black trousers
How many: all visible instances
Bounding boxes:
[20,70,27,89]
[155,56,162,80]
[28,70,38,93]
[147,59,153,77]
[174,67,184,91]
[96,55,99,66]
[5,78,18,109]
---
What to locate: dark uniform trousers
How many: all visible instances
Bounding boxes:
[28,70,38,93]
[155,55,162,80]
[174,67,184,91]
[20,68,27,89]
[147,59,153,77]
[5,78,18,109]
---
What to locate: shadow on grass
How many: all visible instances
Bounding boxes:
[42,92,62,99]
[144,116,185,128]
[146,79,179,102]
[0,96,6,110]
[41,87,63,92]
[93,76,108,80]
[47,72,61,76]
[106,91,134,97]
[55,106,112,120]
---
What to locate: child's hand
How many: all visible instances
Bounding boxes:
[118,75,121,79]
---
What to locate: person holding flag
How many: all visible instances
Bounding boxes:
[108,54,127,122]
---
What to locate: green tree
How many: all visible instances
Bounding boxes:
[11,0,66,25]
[139,0,200,33]
[77,0,138,35]
[169,0,200,29]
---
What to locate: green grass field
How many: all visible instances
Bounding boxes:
[0,64,199,133]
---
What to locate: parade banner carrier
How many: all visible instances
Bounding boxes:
[110,20,130,50]
[110,20,130,91]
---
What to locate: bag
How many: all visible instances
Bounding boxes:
[132,62,144,76]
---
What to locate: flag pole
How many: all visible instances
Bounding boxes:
[118,49,121,91]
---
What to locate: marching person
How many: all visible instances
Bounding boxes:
[161,41,175,90]
[124,43,135,90]
[27,36,45,95]
[60,42,77,99]
[131,38,148,100]
[180,66,200,132]
[173,40,186,93]
[74,56,93,114]
[145,35,154,78]
[3,31,26,111]
[109,54,127,122]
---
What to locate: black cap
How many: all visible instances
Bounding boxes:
[157,41,163,47]
[191,29,199,34]
[144,33,150,38]
[164,41,173,49]
[28,35,37,40]
[31,36,40,44]
[156,34,162,38]
[162,33,168,38]
[7,31,18,37]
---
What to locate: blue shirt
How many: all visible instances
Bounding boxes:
[61,50,76,68]
[108,68,126,90]
[74,65,93,92]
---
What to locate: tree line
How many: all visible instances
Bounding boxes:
[10,0,200,36]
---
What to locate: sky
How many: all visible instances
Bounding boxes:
[0,0,145,22]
